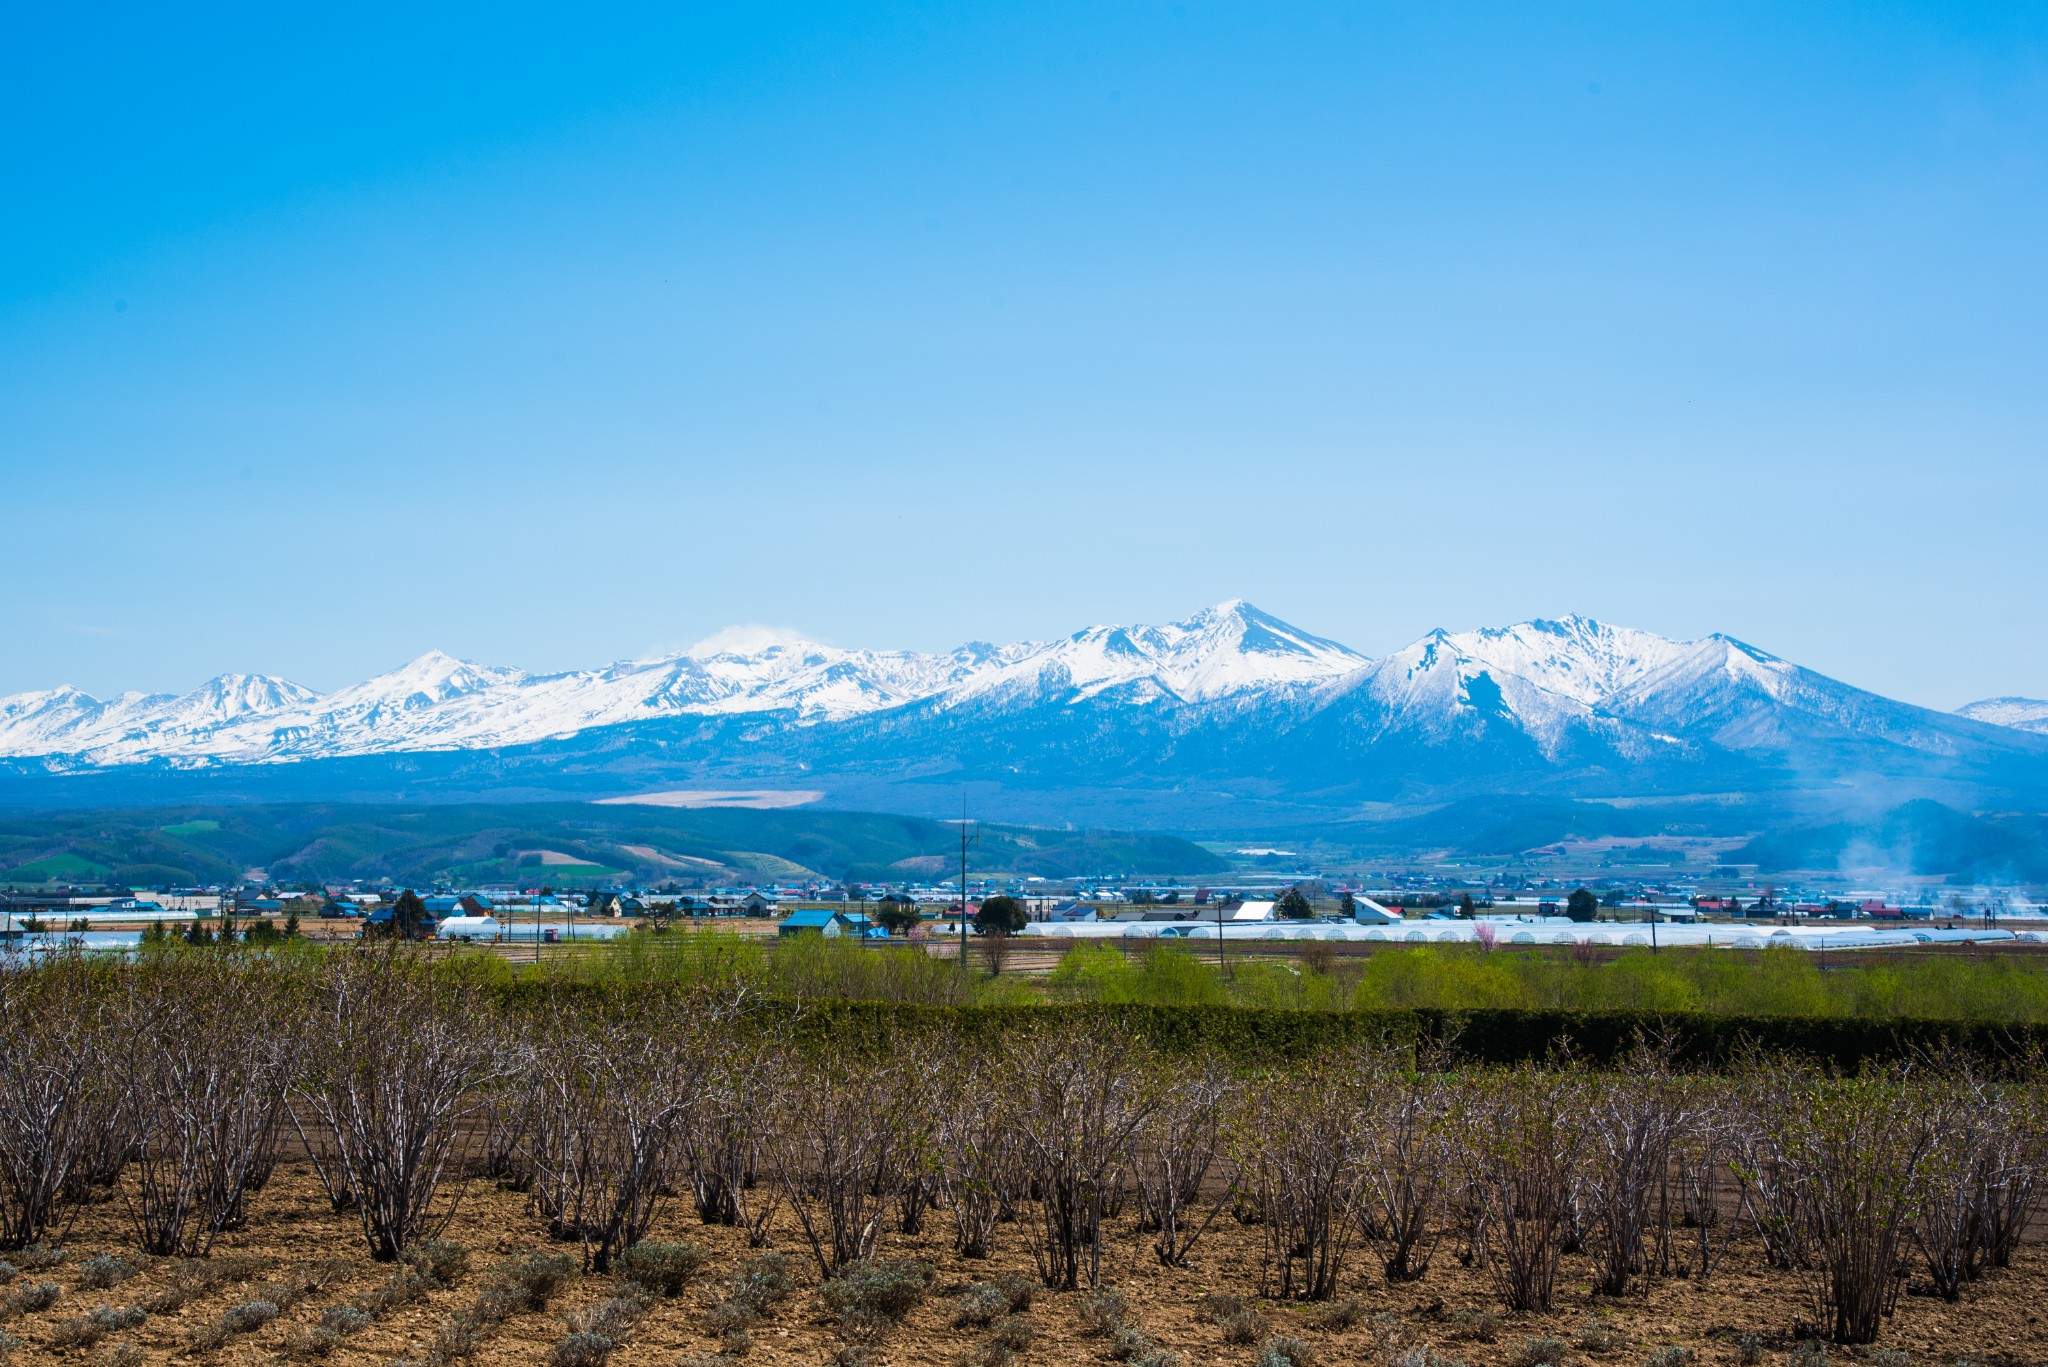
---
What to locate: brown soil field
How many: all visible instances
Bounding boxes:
[7,1159,2045,1366]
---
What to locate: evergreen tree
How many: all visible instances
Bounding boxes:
[1566,886,1599,922]
[1276,887,1316,920]
[1338,890,1357,918]
[875,899,923,937]
[392,889,429,939]
[972,895,1028,936]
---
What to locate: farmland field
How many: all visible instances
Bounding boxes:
[0,949,2043,1365]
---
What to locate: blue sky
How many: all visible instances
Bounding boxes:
[4,2,2044,709]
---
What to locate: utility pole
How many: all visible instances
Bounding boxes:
[958,793,977,969]
[1216,894,1227,978]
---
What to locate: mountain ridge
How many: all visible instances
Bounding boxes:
[3,603,2044,826]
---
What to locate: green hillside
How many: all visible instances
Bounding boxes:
[0,801,1227,887]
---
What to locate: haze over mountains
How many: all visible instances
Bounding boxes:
[3,602,2045,828]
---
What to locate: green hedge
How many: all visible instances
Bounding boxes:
[788,1002,2048,1069]
[485,981,2048,1070]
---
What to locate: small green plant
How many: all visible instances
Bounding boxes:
[1255,1336,1320,1367]
[991,1314,1037,1351]
[1108,1325,1155,1361]
[956,1284,1009,1328]
[709,1251,796,1336]
[1315,1295,1365,1331]
[404,1239,470,1288]
[96,1342,144,1367]
[434,1311,482,1359]
[819,1257,934,1333]
[192,1299,280,1352]
[1511,1336,1568,1367]
[473,1250,577,1323]
[321,1303,374,1334]
[1867,1353,1910,1367]
[2,1280,59,1316]
[1645,1349,1692,1367]
[614,1240,706,1299]
[1734,1333,1764,1367]
[1451,1307,1504,1343]
[76,1255,139,1291]
[1078,1286,1132,1337]
[1576,1316,1615,1352]
[548,1331,614,1367]
[1788,1342,1828,1367]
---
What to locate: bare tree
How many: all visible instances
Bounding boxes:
[1755,1067,1935,1344]
[677,1034,784,1246]
[1667,1075,1733,1280]
[295,955,501,1260]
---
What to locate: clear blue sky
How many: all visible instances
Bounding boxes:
[5,2,2044,709]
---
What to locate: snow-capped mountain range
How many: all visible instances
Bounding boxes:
[0,602,1362,767]
[3,602,2044,817]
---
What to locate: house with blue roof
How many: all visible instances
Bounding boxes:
[777,909,886,938]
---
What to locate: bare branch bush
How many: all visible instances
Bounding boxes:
[1908,1049,2044,1301]
[1449,1065,1587,1314]
[938,1053,1020,1260]
[1229,1056,1366,1300]
[1580,1043,1683,1297]
[1667,1075,1733,1280]
[1009,1032,1160,1290]
[0,955,114,1249]
[770,1053,898,1278]
[1356,1042,1449,1283]
[881,1037,947,1237]
[296,954,501,1260]
[1761,1068,1935,1344]
[677,1034,784,1246]
[1727,1057,1811,1272]
[1128,1057,1229,1267]
[121,957,300,1255]
[524,1005,696,1271]
[1975,1059,2048,1273]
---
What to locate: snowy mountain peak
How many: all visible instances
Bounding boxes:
[1957,697,2048,735]
[0,607,2030,779]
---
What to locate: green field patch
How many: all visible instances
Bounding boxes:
[445,859,624,884]
[160,819,222,836]
[718,851,820,880]
[3,852,113,883]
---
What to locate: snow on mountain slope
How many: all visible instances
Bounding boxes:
[936,600,1365,710]
[1958,697,2048,735]
[0,602,1363,769]
[0,605,2028,776]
